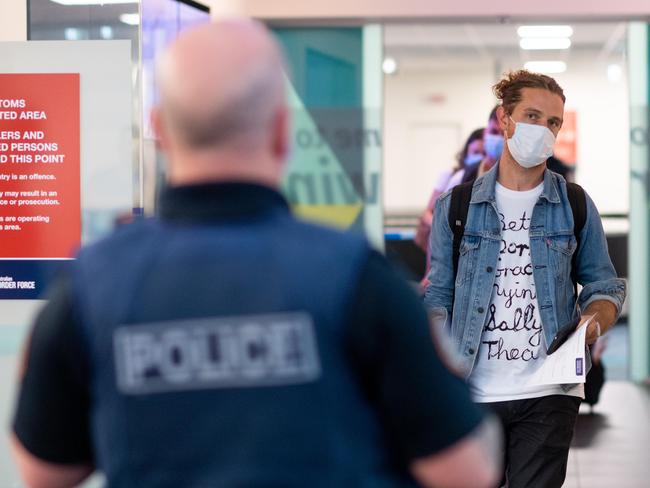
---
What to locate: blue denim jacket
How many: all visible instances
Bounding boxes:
[424,164,626,377]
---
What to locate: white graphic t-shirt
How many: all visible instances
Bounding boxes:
[468,182,583,402]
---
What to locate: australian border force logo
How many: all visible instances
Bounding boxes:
[114,312,321,395]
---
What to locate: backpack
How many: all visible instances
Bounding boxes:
[448,178,605,406]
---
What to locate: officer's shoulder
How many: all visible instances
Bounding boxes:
[290,217,370,247]
[75,217,159,260]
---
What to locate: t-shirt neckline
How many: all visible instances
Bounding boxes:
[495,181,544,199]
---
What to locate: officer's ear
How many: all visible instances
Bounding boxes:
[270,105,289,167]
[151,106,169,152]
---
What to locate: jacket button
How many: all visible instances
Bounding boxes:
[486,266,493,273]
[478,307,484,314]
[469,348,475,354]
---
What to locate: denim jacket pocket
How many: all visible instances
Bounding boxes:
[456,235,481,286]
[547,235,577,285]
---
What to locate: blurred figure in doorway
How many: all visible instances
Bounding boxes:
[415,128,485,252]
[415,128,485,289]
[462,106,502,184]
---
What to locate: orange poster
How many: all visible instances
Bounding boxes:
[0,73,80,258]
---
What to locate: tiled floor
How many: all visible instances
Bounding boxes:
[564,324,650,488]
[564,381,650,488]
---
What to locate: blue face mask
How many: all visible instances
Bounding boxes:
[484,133,504,160]
[464,153,483,167]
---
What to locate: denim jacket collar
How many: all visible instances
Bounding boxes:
[470,162,562,205]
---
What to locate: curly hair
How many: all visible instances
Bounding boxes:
[493,70,565,114]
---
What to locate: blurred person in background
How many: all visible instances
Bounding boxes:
[415,128,484,289]
[462,106,502,184]
[10,19,501,488]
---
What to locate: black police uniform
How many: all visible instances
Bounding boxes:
[13,183,483,487]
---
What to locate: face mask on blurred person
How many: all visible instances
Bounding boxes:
[506,117,556,169]
[484,134,504,160]
[464,153,484,167]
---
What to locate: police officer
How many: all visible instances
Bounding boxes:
[12,20,500,488]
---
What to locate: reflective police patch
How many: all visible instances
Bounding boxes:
[113,312,321,394]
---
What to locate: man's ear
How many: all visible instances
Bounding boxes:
[496,105,509,135]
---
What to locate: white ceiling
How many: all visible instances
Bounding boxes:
[384,22,627,72]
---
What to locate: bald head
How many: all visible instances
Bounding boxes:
[154,19,289,186]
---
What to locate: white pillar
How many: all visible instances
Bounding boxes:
[210,0,247,19]
[628,22,650,383]
[0,0,27,42]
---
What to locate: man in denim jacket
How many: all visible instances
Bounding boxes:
[425,70,626,488]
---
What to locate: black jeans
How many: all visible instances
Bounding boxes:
[483,395,581,488]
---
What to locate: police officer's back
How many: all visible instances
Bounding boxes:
[11,20,500,488]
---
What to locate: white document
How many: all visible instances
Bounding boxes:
[526,318,593,386]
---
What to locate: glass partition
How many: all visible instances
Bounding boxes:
[273,25,384,249]
[140,0,210,212]
[28,0,141,237]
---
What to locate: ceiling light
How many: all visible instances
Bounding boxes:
[50,0,137,5]
[520,38,571,50]
[524,61,567,74]
[517,25,574,38]
[119,13,140,26]
[100,25,113,39]
[382,57,398,75]
[64,27,80,40]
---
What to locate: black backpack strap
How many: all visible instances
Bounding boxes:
[449,181,474,281]
[566,182,587,290]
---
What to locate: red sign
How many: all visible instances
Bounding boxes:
[0,73,80,258]
[555,110,577,165]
